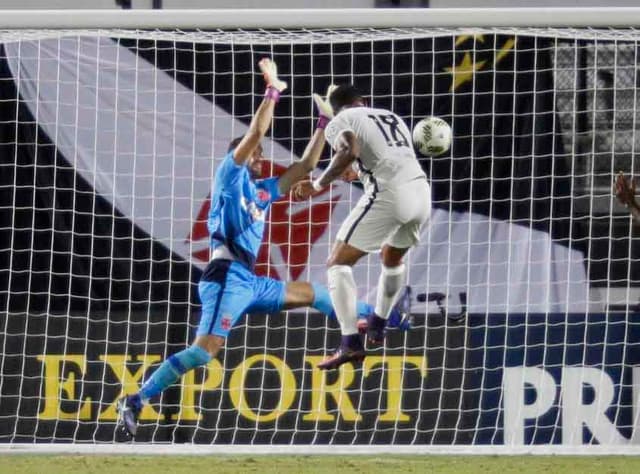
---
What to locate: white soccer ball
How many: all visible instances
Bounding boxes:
[412,116,452,156]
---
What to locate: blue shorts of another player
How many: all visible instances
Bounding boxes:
[197,259,285,338]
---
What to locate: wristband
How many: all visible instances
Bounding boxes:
[311,179,324,192]
[264,86,281,103]
[316,115,330,130]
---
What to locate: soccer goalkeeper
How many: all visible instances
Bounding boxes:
[116,58,410,438]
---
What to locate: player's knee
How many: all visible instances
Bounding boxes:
[193,335,225,359]
[327,252,359,267]
[283,281,315,309]
[327,241,365,267]
[381,245,408,267]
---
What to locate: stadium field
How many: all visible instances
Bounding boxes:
[3,455,640,474]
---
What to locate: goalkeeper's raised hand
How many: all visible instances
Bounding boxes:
[259,57,287,93]
[313,84,337,129]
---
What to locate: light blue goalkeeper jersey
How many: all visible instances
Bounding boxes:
[207,150,281,270]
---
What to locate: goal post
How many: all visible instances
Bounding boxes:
[1,8,640,453]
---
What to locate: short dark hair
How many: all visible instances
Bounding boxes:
[329,84,364,115]
[227,136,244,153]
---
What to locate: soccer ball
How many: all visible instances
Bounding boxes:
[412,116,452,156]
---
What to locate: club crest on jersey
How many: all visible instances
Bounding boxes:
[220,313,232,331]
[241,196,265,222]
[256,189,271,203]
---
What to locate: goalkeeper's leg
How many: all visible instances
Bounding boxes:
[116,336,220,438]
[245,278,387,328]
[117,262,251,438]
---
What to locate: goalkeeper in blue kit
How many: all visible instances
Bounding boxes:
[116,58,411,437]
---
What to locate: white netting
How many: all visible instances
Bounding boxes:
[1,26,640,44]
[0,21,639,450]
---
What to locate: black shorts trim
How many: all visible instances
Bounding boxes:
[201,259,232,334]
[345,159,380,244]
[344,195,375,244]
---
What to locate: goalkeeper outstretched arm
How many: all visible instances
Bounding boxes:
[233,58,287,166]
[277,85,336,194]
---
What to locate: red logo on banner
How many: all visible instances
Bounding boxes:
[186,162,338,280]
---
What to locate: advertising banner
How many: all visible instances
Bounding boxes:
[466,313,640,445]
[0,312,469,444]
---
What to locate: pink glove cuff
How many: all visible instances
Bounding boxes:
[316,115,330,130]
[264,86,281,103]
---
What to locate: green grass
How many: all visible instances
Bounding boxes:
[2,455,640,474]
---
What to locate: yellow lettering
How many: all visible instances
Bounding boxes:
[228,354,296,422]
[98,354,162,421]
[37,355,91,420]
[363,356,427,422]
[303,356,361,422]
[173,358,224,422]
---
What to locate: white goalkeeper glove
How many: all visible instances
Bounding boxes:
[259,57,288,93]
[313,83,337,120]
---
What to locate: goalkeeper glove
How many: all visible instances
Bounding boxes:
[259,57,288,93]
[313,84,337,129]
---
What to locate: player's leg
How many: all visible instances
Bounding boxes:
[367,244,411,345]
[116,261,252,438]
[319,240,368,370]
[318,192,400,369]
[245,276,376,328]
[368,179,431,345]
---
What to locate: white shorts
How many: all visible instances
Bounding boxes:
[337,176,431,253]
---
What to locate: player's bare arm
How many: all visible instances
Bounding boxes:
[277,128,326,194]
[615,171,640,221]
[233,58,287,166]
[278,85,336,194]
[294,131,360,199]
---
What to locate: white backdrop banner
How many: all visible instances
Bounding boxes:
[5,37,589,313]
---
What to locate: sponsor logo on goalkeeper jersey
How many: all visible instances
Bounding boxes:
[256,189,270,203]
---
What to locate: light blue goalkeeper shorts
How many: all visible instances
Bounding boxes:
[197,259,286,338]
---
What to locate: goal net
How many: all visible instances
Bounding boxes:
[1,9,640,451]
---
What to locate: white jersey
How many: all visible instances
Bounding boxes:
[324,106,426,194]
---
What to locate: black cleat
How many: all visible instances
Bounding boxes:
[318,335,366,370]
[116,395,141,438]
[366,313,387,347]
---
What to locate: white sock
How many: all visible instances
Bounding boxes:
[327,265,359,335]
[375,264,407,320]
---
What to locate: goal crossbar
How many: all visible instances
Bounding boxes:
[0,8,640,29]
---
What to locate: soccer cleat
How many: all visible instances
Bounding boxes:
[317,334,365,371]
[366,313,387,347]
[116,395,141,438]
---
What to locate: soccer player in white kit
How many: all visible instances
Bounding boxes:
[294,85,431,369]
